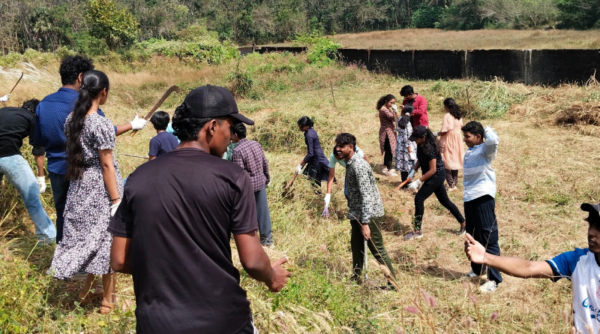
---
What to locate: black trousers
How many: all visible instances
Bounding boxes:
[383,137,393,170]
[464,195,502,284]
[413,172,465,231]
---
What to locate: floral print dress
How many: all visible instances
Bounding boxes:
[394,121,417,172]
[49,113,123,280]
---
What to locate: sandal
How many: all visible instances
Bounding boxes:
[100,301,115,315]
[76,289,103,306]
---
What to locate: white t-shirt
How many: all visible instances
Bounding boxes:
[547,248,600,331]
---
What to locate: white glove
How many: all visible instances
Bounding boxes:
[0,94,10,102]
[296,164,303,174]
[36,176,46,194]
[324,194,331,208]
[130,116,147,130]
[110,200,121,217]
[407,170,416,179]
[407,179,422,190]
[484,125,494,138]
[391,104,398,112]
[433,131,439,137]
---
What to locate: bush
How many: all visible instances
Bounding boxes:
[87,0,140,50]
[412,6,445,28]
[293,30,342,68]
[228,63,260,99]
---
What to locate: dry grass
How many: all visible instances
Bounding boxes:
[1,54,600,333]
[269,28,600,50]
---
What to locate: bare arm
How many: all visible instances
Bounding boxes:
[148,155,156,161]
[35,155,45,177]
[99,149,120,203]
[418,159,437,183]
[234,231,291,292]
[326,167,335,194]
[465,233,554,279]
[110,236,132,274]
[115,123,133,136]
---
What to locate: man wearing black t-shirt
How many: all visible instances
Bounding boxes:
[109,85,290,334]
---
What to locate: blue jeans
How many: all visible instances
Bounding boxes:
[48,172,69,243]
[254,188,273,245]
[0,155,56,240]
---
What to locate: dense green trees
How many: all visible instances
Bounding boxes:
[0,0,597,55]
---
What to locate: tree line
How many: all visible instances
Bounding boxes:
[1,0,598,55]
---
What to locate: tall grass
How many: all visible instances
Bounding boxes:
[0,51,599,333]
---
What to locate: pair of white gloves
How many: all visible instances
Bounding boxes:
[0,94,10,102]
[130,115,147,130]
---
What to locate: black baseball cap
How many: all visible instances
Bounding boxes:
[582,203,600,215]
[409,125,428,141]
[183,85,254,125]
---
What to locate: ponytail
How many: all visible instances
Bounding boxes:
[65,70,110,180]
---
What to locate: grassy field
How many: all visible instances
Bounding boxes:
[267,28,600,50]
[1,51,600,333]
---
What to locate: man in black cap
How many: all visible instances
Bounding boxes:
[465,203,600,333]
[109,85,291,333]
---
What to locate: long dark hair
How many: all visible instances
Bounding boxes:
[376,94,395,111]
[420,128,440,156]
[65,70,109,180]
[444,98,462,120]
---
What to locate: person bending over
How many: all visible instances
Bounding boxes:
[296,116,330,194]
[404,126,465,240]
[110,85,290,333]
[465,203,600,332]
[148,111,178,160]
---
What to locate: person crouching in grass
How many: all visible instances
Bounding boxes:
[335,133,396,286]
[462,121,502,292]
[465,203,600,332]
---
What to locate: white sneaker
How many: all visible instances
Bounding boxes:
[479,281,498,293]
[387,169,398,176]
[382,167,389,174]
[465,270,478,278]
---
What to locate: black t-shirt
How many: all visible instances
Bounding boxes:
[0,107,44,158]
[417,145,445,175]
[108,148,258,334]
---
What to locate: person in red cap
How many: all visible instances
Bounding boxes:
[465,203,600,333]
[109,85,290,334]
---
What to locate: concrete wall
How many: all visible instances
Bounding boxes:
[249,47,600,85]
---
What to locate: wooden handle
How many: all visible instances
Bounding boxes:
[393,177,411,192]
[285,172,299,190]
[130,129,139,137]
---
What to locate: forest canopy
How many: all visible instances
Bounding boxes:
[0,0,598,54]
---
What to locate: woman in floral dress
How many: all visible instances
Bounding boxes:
[48,70,122,314]
[377,94,397,176]
[394,108,417,185]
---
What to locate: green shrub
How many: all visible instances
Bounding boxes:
[293,30,342,68]
[87,0,140,50]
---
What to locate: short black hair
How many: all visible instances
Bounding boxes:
[150,111,170,131]
[231,122,247,139]
[400,85,414,97]
[335,133,356,149]
[171,103,212,141]
[586,212,600,231]
[21,99,40,114]
[297,116,314,128]
[461,121,484,138]
[60,56,95,86]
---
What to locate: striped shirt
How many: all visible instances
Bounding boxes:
[463,127,499,202]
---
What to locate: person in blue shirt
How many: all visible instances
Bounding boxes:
[461,121,502,292]
[296,116,330,194]
[34,55,147,243]
[465,203,600,333]
[148,111,178,160]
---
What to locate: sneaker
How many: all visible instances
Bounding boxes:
[382,167,389,174]
[403,230,423,241]
[36,237,56,248]
[457,225,466,236]
[479,281,498,293]
[465,270,478,278]
[386,169,398,177]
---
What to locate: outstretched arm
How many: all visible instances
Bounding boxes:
[464,233,554,279]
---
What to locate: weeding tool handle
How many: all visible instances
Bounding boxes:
[394,177,412,192]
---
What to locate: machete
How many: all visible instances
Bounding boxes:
[130,85,181,137]
[8,72,24,94]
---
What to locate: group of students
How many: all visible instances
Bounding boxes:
[1,54,600,333]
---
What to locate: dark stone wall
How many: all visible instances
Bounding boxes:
[243,47,600,85]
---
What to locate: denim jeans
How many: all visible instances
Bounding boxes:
[48,172,69,243]
[254,187,273,246]
[0,154,56,240]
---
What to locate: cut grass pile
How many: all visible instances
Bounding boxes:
[267,28,600,50]
[0,51,599,333]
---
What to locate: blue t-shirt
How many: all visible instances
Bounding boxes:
[546,248,589,281]
[149,131,178,158]
[34,87,114,175]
